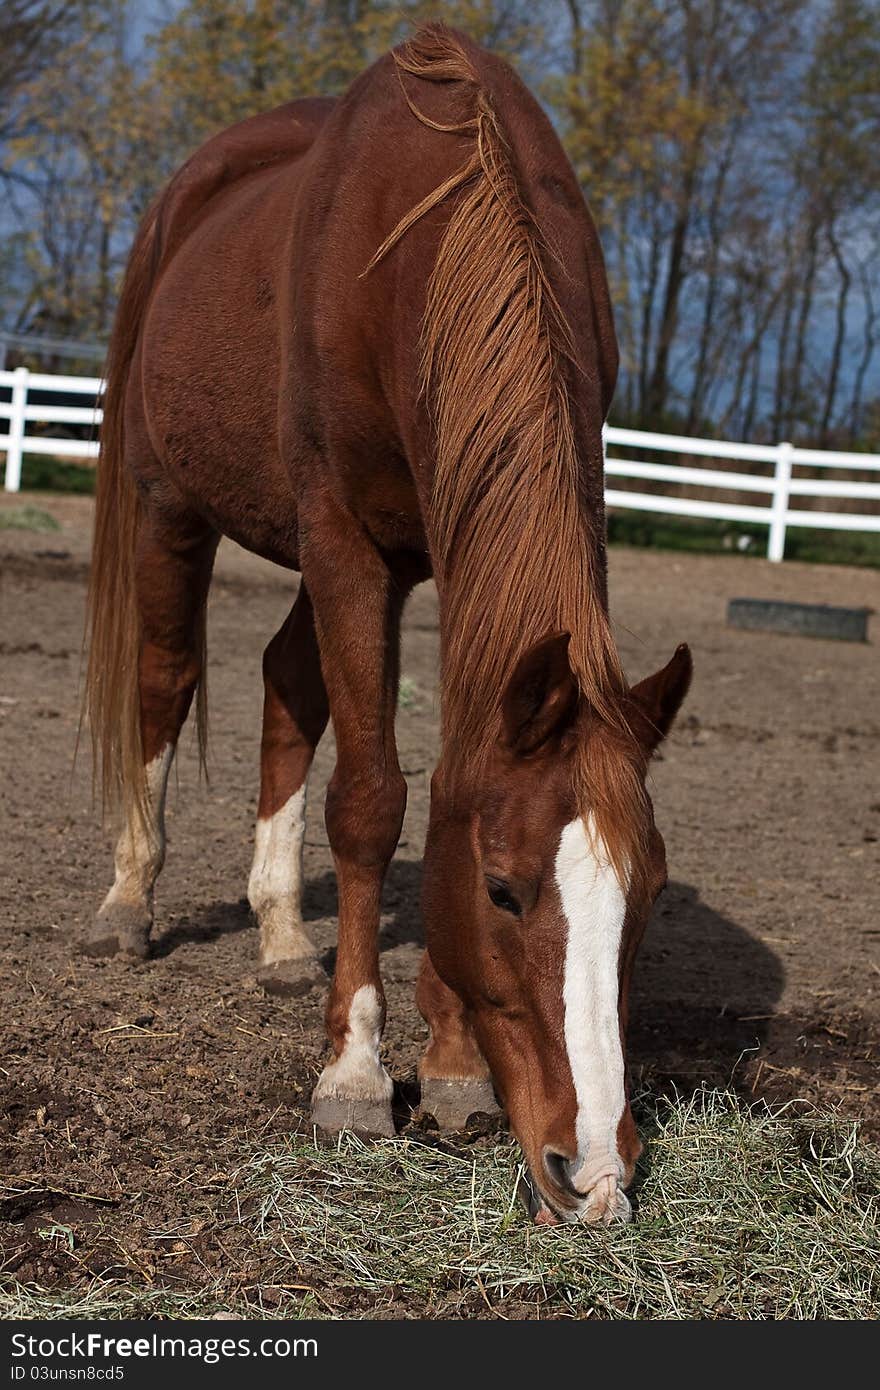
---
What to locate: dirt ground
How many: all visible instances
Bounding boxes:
[1,492,878,1311]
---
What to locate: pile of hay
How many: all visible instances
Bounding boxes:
[2,1090,877,1320]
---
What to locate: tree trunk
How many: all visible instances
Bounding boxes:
[565,0,583,75]
[771,272,794,440]
[644,161,697,426]
[687,140,735,432]
[742,334,763,441]
[637,215,662,425]
[97,214,111,336]
[720,281,783,438]
[819,224,851,446]
[786,215,820,437]
[848,266,877,447]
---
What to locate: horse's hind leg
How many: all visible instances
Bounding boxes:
[83,508,217,958]
[416,953,500,1129]
[248,582,329,996]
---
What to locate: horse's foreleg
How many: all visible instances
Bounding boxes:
[303,496,408,1138]
[84,512,217,958]
[416,952,500,1129]
[248,583,329,996]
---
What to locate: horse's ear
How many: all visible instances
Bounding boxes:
[629,644,693,753]
[501,633,578,756]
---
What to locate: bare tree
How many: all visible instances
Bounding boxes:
[0,2,72,172]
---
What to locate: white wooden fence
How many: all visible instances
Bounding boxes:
[2,366,880,562]
[1,367,103,494]
[603,426,880,562]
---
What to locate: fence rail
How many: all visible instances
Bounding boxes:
[1,367,103,490]
[603,425,880,561]
[2,367,879,561]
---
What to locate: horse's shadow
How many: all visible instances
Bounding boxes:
[156,868,785,1099]
[152,857,425,963]
[628,879,785,1090]
[623,880,787,1209]
[152,899,254,957]
[302,857,425,974]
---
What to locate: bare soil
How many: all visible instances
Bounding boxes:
[1,492,878,1313]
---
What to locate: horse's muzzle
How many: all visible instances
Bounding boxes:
[519,1150,633,1227]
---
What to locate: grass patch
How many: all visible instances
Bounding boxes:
[240,1091,878,1319]
[17,455,96,494]
[1,1090,876,1320]
[398,676,420,710]
[0,1284,254,1322]
[608,512,880,568]
[0,504,60,532]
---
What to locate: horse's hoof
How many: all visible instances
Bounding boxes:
[419,1076,500,1130]
[79,905,151,960]
[256,957,327,997]
[310,1094,395,1138]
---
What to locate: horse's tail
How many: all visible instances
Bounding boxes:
[83,201,161,829]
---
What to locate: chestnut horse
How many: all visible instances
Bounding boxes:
[84,25,692,1225]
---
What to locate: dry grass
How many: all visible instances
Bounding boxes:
[0,505,60,532]
[2,1090,877,1320]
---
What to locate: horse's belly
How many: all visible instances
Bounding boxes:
[140,166,302,565]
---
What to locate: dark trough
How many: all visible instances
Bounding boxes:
[727,597,872,642]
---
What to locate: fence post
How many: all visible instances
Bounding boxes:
[768,440,792,562]
[4,366,29,493]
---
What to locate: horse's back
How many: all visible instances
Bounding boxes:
[132,99,336,567]
[154,98,336,270]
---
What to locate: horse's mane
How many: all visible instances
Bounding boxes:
[369,25,649,887]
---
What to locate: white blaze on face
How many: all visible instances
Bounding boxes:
[555,813,629,1205]
[313,984,394,1102]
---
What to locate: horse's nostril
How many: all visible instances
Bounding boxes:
[542,1148,577,1196]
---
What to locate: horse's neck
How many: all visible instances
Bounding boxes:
[432,498,614,768]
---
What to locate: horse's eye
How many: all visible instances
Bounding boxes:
[486,877,522,916]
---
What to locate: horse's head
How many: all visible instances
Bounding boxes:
[422,633,692,1225]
